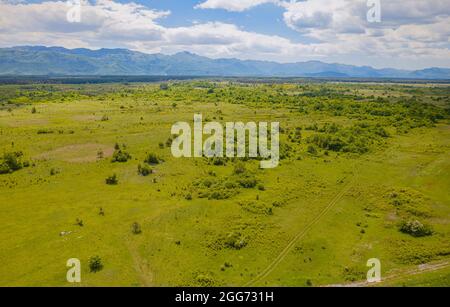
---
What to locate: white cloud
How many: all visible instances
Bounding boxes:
[0,0,448,69]
[195,0,276,12]
[280,0,365,34]
[0,1,323,60]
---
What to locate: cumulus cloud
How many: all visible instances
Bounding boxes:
[0,0,322,59]
[277,0,450,64]
[280,0,365,34]
[195,0,277,12]
[0,0,448,68]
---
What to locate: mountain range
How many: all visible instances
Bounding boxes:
[1,46,449,79]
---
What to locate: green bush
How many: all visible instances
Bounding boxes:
[50,168,59,176]
[138,164,152,176]
[195,273,215,287]
[399,220,433,237]
[105,174,118,185]
[0,152,24,174]
[88,256,103,273]
[0,163,10,174]
[37,129,54,135]
[212,157,227,166]
[237,176,258,188]
[233,162,246,175]
[111,150,131,163]
[224,232,247,250]
[343,267,365,282]
[307,145,318,155]
[145,153,160,165]
[166,138,173,147]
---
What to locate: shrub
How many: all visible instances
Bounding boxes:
[31,107,37,114]
[37,129,54,134]
[237,176,258,188]
[399,220,433,237]
[208,190,233,200]
[145,153,160,165]
[195,273,215,287]
[224,232,247,250]
[105,174,118,185]
[160,83,169,90]
[88,256,103,273]
[111,150,131,163]
[233,162,246,175]
[0,163,10,174]
[212,157,227,166]
[307,145,318,155]
[165,137,173,147]
[50,168,59,176]
[272,200,286,207]
[343,267,365,282]
[131,222,142,235]
[0,152,24,174]
[138,164,152,176]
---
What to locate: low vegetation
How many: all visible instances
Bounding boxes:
[0,80,448,287]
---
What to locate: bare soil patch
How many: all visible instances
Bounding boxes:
[35,143,114,163]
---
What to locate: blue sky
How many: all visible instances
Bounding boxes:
[0,0,449,69]
[130,1,303,41]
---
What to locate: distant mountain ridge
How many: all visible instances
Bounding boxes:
[1,46,449,79]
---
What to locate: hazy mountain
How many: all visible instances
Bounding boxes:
[1,46,449,79]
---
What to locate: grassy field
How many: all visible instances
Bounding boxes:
[0,81,449,286]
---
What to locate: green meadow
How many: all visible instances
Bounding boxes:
[0,80,449,286]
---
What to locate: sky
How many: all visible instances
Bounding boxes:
[0,0,449,69]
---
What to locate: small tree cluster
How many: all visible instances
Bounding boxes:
[0,151,27,174]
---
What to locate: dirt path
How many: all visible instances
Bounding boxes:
[244,169,358,286]
[123,205,184,287]
[125,240,154,287]
[325,260,450,287]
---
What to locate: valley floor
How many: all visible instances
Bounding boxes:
[0,81,449,286]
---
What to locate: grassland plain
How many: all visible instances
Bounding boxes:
[0,81,449,287]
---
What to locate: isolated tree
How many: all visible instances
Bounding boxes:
[131,222,142,235]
